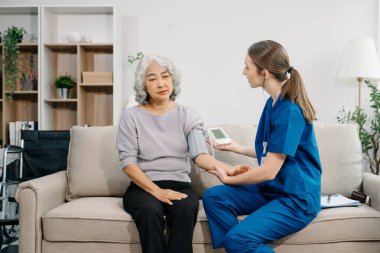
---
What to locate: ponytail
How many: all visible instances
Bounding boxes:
[281,69,316,123]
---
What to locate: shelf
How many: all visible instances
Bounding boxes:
[4,91,38,95]
[78,86,113,126]
[80,83,113,87]
[43,45,78,101]
[0,7,38,15]
[18,43,38,46]
[43,6,113,15]
[80,44,113,50]
[46,102,77,130]
[44,99,78,103]
[79,47,113,72]
[44,44,77,51]
[3,94,38,124]
[18,43,38,50]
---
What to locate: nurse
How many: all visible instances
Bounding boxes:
[203,40,322,253]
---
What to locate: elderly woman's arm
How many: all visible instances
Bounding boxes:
[123,164,188,205]
[188,128,248,175]
[194,154,249,176]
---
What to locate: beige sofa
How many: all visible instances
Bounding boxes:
[16,124,380,253]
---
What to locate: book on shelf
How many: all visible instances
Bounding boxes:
[321,194,361,208]
[9,122,16,145]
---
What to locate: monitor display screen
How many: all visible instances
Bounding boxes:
[211,129,226,139]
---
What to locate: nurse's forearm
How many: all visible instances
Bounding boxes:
[236,146,257,158]
[222,152,284,185]
[222,166,273,185]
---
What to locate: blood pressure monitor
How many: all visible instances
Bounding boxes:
[208,127,231,145]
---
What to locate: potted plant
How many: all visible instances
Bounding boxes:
[55,75,76,99]
[3,26,27,101]
[337,80,380,175]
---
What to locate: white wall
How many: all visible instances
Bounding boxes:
[1,0,378,126]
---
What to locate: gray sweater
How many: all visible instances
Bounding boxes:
[117,104,204,183]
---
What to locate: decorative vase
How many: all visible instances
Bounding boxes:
[22,80,34,90]
[81,35,93,43]
[57,88,69,99]
[67,32,81,43]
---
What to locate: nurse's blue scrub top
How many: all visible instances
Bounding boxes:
[255,95,322,214]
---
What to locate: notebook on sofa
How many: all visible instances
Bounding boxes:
[321,194,361,208]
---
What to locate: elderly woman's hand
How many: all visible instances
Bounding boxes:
[153,188,188,205]
[208,165,230,184]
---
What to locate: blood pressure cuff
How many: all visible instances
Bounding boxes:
[188,128,208,160]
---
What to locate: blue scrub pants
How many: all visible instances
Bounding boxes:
[203,184,316,253]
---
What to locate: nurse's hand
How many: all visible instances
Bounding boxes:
[208,166,230,184]
[207,138,239,152]
[226,164,249,176]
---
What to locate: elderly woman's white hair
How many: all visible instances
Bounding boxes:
[134,55,181,104]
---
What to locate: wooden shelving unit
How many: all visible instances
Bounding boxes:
[41,6,114,131]
[0,6,39,146]
[0,5,117,145]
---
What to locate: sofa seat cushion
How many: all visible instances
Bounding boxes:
[42,197,139,243]
[42,198,380,246]
[274,205,380,245]
[42,197,215,244]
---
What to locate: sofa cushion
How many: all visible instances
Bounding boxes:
[66,123,362,200]
[274,205,380,245]
[314,123,363,196]
[42,197,380,245]
[42,197,211,244]
[42,197,138,243]
[66,126,129,201]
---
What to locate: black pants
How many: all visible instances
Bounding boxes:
[123,180,199,253]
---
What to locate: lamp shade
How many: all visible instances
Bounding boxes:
[339,38,380,80]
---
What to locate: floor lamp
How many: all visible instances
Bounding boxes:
[338,38,380,108]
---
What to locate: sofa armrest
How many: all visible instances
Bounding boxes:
[363,172,380,212]
[15,171,68,253]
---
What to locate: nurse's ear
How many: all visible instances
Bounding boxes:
[260,69,270,79]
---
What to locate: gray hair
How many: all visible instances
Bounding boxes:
[134,55,182,104]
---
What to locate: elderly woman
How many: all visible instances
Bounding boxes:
[117,55,246,253]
